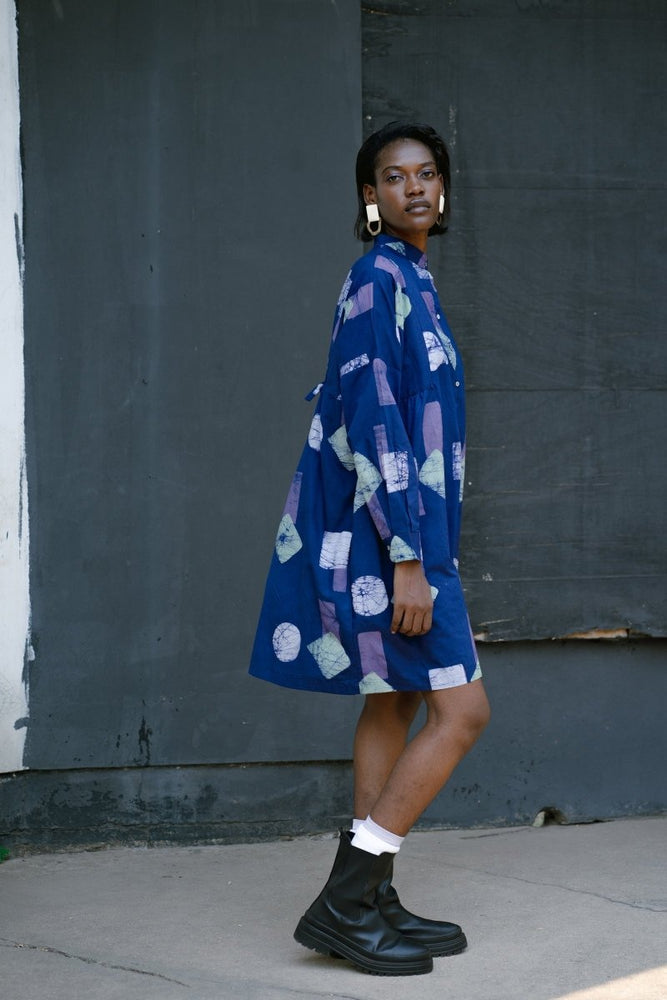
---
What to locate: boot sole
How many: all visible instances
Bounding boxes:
[294,916,433,976]
[428,931,467,958]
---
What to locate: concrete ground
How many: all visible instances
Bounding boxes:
[0,816,665,1000]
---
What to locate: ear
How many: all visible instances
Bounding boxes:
[363,183,377,205]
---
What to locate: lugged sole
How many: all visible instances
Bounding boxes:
[429,932,467,958]
[294,917,433,977]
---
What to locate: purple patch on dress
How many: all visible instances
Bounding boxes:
[374,423,389,460]
[421,290,438,328]
[367,493,391,539]
[319,599,341,639]
[373,358,396,406]
[374,254,405,288]
[346,282,374,320]
[358,631,389,679]
[423,401,443,455]
[283,471,302,521]
[333,567,347,592]
[414,458,426,515]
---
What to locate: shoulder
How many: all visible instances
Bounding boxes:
[347,245,398,288]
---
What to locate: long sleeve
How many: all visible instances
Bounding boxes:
[249,235,480,696]
[331,262,423,564]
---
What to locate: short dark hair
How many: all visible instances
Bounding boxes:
[354,121,451,242]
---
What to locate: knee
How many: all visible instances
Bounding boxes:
[464,697,491,743]
[456,695,491,751]
[427,687,490,751]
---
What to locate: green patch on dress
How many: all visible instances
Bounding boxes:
[275,514,303,563]
[328,425,356,471]
[307,632,351,680]
[395,287,412,330]
[437,327,458,368]
[419,449,446,499]
[389,535,419,562]
[353,453,383,511]
[359,672,395,694]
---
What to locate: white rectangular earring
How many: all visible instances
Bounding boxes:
[365,203,381,236]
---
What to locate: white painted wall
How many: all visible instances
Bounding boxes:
[0,0,30,773]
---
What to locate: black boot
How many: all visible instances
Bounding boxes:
[377,862,467,957]
[294,833,433,976]
[333,831,467,957]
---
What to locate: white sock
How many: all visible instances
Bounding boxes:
[350,815,404,856]
[351,817,364,833]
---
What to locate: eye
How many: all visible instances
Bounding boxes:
[385,174,402,183]
[421,169,435,179]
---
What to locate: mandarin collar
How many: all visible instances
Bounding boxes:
[374,234,428,269]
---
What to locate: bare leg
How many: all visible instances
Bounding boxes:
[366,680,490,837]
[353,691,423,819]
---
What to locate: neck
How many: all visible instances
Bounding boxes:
[384,227,428,254]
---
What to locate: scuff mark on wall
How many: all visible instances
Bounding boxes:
[13,211,23,280]
[0,0,30,773]
[559,629,638,641]
[137,714,153,767]
[474,627,656,643]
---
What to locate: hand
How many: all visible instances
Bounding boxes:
[391,560,433,637]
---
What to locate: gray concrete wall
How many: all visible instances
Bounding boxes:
[18,0,361,774]
[2,640,666,848]
[1,0,664,850]
[363,0,667,640]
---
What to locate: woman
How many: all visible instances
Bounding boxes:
[249,121,490,976]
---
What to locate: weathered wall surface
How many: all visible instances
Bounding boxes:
[0,0,30,775]
[1,0,664,849]
[18,0,362,775]
[363,0,667,641]
[3,639,666,847]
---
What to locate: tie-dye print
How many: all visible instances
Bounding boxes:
[249,235,480,694]
[372,358,397,406]
[272,622,301,662]
[307,413,323,451]
[340,353,370,377]
[274,514,302,564]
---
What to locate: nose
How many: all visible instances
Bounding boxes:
[405,172,424,196]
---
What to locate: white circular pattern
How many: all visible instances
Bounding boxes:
[272,622,301,662]
[351,576,389,617]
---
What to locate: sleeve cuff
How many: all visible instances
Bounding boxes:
[388,534,422,563]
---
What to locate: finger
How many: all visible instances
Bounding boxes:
[391,607,404,634]
[400,610,416,635]
[421,609,433,635]
[407,612,424,637]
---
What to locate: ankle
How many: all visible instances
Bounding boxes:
[350,815,404,856]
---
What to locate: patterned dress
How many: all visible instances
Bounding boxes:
[249,234,481,695]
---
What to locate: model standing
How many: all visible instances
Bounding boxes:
[249,121,490,976]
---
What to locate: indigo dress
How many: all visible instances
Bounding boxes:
[249,235,481,695]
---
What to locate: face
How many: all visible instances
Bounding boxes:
[364,138,444,250]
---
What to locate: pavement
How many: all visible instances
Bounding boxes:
[0,816,665,1000]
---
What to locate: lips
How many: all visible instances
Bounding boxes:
[406,200,430,212]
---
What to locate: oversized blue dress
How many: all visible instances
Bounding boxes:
[249,235,481,695]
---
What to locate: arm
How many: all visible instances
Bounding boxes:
[334,265,432,635]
